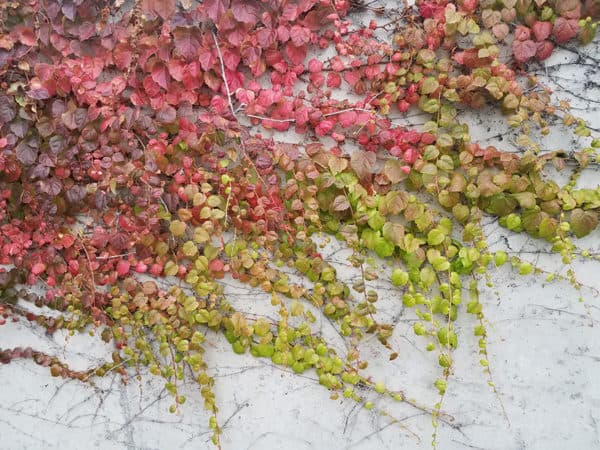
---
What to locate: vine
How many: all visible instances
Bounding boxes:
[0,0,599,447]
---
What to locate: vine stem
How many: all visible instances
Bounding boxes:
[212,31,237,120]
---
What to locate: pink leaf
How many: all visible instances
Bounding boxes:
[113,43,132,71]
[14,26,37,46]
[343,70,361,86]
[290,25,311,46]
[532,21,552,42]
[492,23,509,41]
[231,0,259,25]
[315,120,334,136]
[168,58,186,81]
[553,18,579,44]
[536,40,554,61]
[173,27,201,60]
[203,0,229,22]
[327,73,341,88]
[281,3,299,21]
[514,25,531,41]
[209,259,224,272]
[285,43,307,65]
[31,262,46,276]
[222,49,241,71]
[198,48,215,71]
[512,39,537,63]
[116,260,130,277]
[141,0,175,20]
[338,110,357,127]
[307,58,323,73]
[151,62,169,89]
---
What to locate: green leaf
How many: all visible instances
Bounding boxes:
[518,262,533,275]
[391,268,409,286]
[382,221,405,245]
[374,237,395,258]
[169,220,187,237]
[432,256,450,272]
[420,77,440,95]
[182,241,198,257]
[512,192,537,209]
[434,378,446,394]
[570,208,599,238]
[494,251,507,267]
[427,229,445,246]
[164,261,179,276]
[419,97,440,114]
[368,211,386,231]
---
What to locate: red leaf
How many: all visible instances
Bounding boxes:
[514,25,531,41]
[512,39,537,63]
[285,43,307,65]
[182,62,203,90]
[230,0,259,25]
[327,72,342,88]
[168,58,186,81]
[315,120,334,136]
[209,259,224,272]
[203,0,229,22]
[14,26,37,46]
[68,260,79,275]
[116,260,130,277]
[60,234,75,248]
[151,62,170,90]
[173,27,200,60]
[532,21,552,42]
[31,262,46,275]
[307,58,322,73]
[290,25,311,46]
[553,18,579,44]
[113,43,132,70]
[338,110,357,128]
[222,49,241,71]
[141,0,175,20]
[281,3,299,21]
[536,40,554,61]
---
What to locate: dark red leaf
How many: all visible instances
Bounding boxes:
[0,95,16,122]
[15,140,38,166]
[37,177,62,196]
[536,40,554,61]
[157,105,177,123]
[173,27,201,60]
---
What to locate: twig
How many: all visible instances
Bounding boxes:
[212,31,237,119]
[245,114,296,123]
[323,107,374,117]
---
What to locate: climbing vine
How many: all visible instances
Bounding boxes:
[1,0,599,447]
